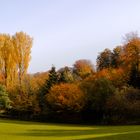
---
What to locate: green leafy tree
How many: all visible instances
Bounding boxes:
[107,86,140,123]
[80,77,115,121]
[0,85,11,110]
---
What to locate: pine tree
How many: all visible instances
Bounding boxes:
[43,66,58,93]
[39,66,59,113]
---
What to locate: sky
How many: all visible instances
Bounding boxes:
[1,0,140,73]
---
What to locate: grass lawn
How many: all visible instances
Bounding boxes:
[0,119,140,140]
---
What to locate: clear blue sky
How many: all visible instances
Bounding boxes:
[1,0,140,73]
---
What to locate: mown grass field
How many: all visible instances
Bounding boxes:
[0,119,140,140]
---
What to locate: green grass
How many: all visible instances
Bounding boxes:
[0,119,140,140]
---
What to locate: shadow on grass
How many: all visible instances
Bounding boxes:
[1,118,140,140]
[0,118,40,125]
[0,118,89,127]
[74,131,140,140]
[13,128,140,138]
[0,118,71,126]
[16,129,98,137]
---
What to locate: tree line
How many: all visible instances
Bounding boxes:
[0,32,140,124]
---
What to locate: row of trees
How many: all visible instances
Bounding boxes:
[0,32,140,124]
[97,33,140,88]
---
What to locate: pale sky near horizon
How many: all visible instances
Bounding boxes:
[1,0,140,73]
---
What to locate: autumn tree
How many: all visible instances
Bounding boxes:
[0,32,33,117]
[97,49,113,71]
[73,59,94,79]
[122,33,140,88]
[0,34,15,87]
[0,32,32,89]
[12,32,33,86]
[111,46,122,68]
[29,72,49,94]
[95,67,127,88]
[58,66,74,83]
[46,83,85,113]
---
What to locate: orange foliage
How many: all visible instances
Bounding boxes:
[46,83,85,112]
[96,68,128,87]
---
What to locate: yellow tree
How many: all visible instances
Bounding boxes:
[0,34,14,87]
[73,59,94,79]
[12,32,33,86]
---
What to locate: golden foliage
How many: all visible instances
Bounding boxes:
[73,59,94,79]
[0,32,32,88]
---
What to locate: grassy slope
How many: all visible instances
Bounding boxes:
[0,119,140,140]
